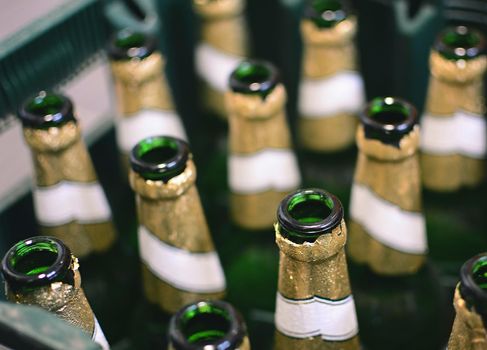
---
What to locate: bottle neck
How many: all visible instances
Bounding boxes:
[460,254,487,327]
[18,92,76,129]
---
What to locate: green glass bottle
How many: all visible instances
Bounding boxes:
[0,236,109,349]
[168,300,250,350]
[448,253,487,349]
[274,188,360,350]
[129,136,226,313]
[420,26,487,191]
[17,92,117,258]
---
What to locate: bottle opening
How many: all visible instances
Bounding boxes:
[305,0,347,28]
[436,26,485,61]
[460,253,487,323]
[130,136,189,182]
[278,188,343,244]
[108,29,156,60]
[18,92,75,129]
[229,60,279,98]
[472,256,487,291]
[1,236,73,292]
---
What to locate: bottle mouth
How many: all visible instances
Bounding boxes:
[460,253,487,324]
[169,300,246,350]
[304,0,348,28]
[1,236,73,292]
[435,26,485,61]
[17,92,75,129]
[277,188,343,244]
[229,60,279,99]
[130,136,190,182]
[361,97,417,146]
[108,29,156,60]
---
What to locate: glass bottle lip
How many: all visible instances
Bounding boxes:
[17,92,76,129]
[169,300,246,350]
[130,136,190,182]
[434,26,486,61]
[460,253,487,321]
[1,236,73,292]
[229,59,279,98]
[303,0,349,28]
[361,97,417,145]
[277,188,343,244]
[108,29,157,60]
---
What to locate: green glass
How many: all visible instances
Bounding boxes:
[180,303,230,344]
[108,29,156,60]
[472,257,487,290]
[435,26,485,61]
[307,0,347,28]
[229,60,278,99]
[18,92,75,129]
[459,253,487,323]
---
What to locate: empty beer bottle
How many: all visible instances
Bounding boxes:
[274,188,360,350]
[298,0,365,152]
[193,0,249,118]
[1,236,109,349]
[448,253,487,349]
[108,29,187,172]
[17,92,116,258]
[348,97,428,275]
[421,26,487,191]
[226,60,301,230]
[168,300,250,350]
[129,136,226,313]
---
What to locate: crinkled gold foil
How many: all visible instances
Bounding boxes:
[430,51,487,85]
[110,53,174,116]
[230,190,291,231]
[274,332,360,350]
[23,122,79,153]
[301,18,357,78]
[298,113,357,152]
[448,285,487,350]
[227,84,291,154]
[7,262,95,336]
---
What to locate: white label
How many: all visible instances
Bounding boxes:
[229,149,301,194]
[195,43,243,92]
[138,226,226,293]
[92,317,110,350]
[421,110,487,158]
[275,292,359,341]
[349,183,427,254]
[298,71,365,118]
[116,109,187,154]
[33,182,111,226]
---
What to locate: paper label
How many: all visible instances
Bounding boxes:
[229,149,301,194]
[350,183,427,254]
[275,292,359,341]
[33,182,111,226]
[138,226,226,293]
[92,317,110,350]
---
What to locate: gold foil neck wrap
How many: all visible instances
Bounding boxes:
[193,0,245,19]
[276,220,351,300]
[129,160,197,200]
[430,51,487,84]
[110,52,174,115]
[227,84,292,154]
[274,332,360,350]
[23,122,79,153]
[301,18,357,78]
[448,285,487,350]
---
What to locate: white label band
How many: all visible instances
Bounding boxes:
[420,110,487,158]
[298,71,365,118]
[92,317,110,350]
[138,226,226,293]
[229,149,301,194]
[33,182,111,226]
[275,293,359,341]
[349,183,427,254]
[195,43,243,92]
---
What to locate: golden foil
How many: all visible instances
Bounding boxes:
[110,52,174,115]
[23,122,116,257]
[274,332,360,350]
[448,285,487,350]
[6,258,96,336]
[348,125,426,275]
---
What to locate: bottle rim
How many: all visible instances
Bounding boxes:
[17,91,75,129]
[229,59,279,98]
[434,25,486,61]
[169,300,246,350]
[108,29,157,60]
[460,253,487,321]
[130,136,190,182]
[361,97,417,146]
[303,0,348,28]
[277,188,343,243]
[1,236,73,292]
